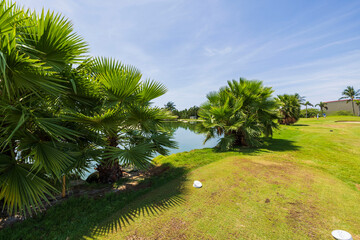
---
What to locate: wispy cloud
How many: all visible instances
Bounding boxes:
[15,0,360,109]
[204,47,232,56]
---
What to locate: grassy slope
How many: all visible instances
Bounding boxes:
[96,116,360,240]
[1,116,359,240]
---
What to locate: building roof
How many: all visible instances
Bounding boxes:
[323,99,352,103]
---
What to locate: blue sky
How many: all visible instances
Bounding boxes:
[17,0,360,109]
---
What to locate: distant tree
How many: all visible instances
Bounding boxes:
[302,101,313,118]
[164,101,177,112]
[171,105,200,119]
[276,94,301,124]
[315,102,328,114]
[339,86,360,116]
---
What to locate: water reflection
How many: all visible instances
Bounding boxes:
[160,121,218,154]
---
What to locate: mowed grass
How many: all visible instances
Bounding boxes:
[95,116,360,240]
[1,116,360,240]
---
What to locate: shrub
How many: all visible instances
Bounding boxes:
[300,108,320,118]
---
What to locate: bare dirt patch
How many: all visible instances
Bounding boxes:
[234,159,296,187]
[286,200,322,239]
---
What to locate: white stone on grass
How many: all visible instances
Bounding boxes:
[332,230,353,240]
[193,180,202,188]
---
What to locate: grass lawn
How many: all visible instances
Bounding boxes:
[1,116,359,239]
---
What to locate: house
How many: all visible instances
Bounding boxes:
[324,99,360,116]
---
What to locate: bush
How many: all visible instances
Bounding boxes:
[300,108,320,118]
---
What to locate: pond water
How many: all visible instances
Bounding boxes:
[161,122,219,154]
[83,122,218,179]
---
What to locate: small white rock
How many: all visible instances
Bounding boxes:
[193,180,202,188]
[332,230,353,240]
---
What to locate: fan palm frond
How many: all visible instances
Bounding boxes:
[0,155,57,216]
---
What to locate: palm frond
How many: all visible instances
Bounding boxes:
[137,79,167,102]
[32,142,75,178]
[103,143,154,169]
[0,155,57,216]
[21,9,88,71]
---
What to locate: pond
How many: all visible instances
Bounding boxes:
[83,122,219,179]
[160,121,219,154]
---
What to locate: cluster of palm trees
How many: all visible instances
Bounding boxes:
[0,1,175,215]
[198,79,344,150]
[301,86,360,117]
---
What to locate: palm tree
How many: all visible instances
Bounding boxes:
[276,94,301,124]
[70,57,176,183]
[303,101,313,118]
[0,1,89,215]
[315,102,328,114]
[198,78,279,150]
[339,86,360,116]
[0,1,176,215]
[164,101,177,112]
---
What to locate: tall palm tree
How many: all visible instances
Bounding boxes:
[198,78,279,150]
[303,101,313,118]
[276,94,301,124]
[315,102,328,114]
[339,86,360,116]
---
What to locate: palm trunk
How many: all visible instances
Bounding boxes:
[306,106,308,118]
[230,130,248,147]
[61,175,66,198]
[97,135,122,184]
[352,99,355,116]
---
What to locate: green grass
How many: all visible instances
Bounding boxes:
[1,116,360,240]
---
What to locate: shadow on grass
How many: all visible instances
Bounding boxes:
[213,138,301,155]
[292,124,310,126]
[0,164,188,240]
[89,177,186,238]
[261,138,301,152]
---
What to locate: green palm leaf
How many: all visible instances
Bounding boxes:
[0,155,56,216]
[31,142,75,178]
[22,9,88,71]
[103,142,154,169]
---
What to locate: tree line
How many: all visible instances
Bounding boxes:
[164,102,200,119]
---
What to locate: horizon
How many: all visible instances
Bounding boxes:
[16,0,360,110]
